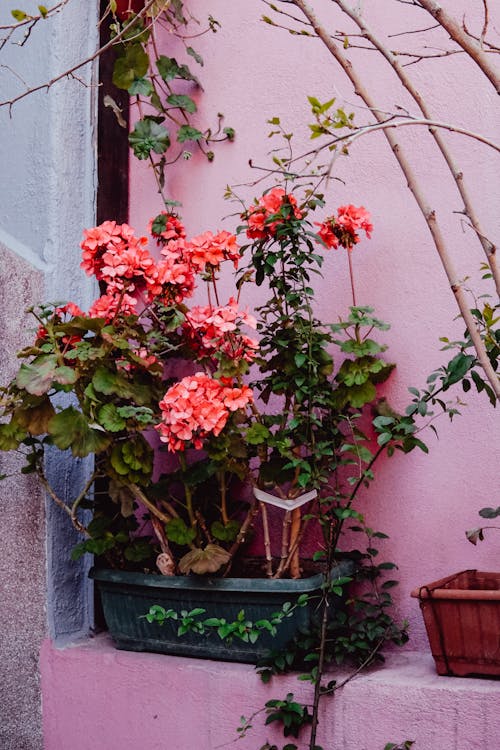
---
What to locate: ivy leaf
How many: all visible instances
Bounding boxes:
[166,94,197,113]
[48,407,111,457]
[177,125,203,143]
[156,55,181,81]
[186,46,203,66]
[157,56,199,85]
[129,119,170,159]
[112,44,149,90]
[128,77,153,96]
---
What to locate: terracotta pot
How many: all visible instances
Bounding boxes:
[115,0,146,21]
[411,570,500,677]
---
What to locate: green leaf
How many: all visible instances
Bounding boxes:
[129,119,170,159]
[156,55,182,81]
[128,77,153,96]
[0,420,26,450]
[177,125,203,143]
[38,5,48,17]
[98,403,126,432]
[11,9,27,21]
[445,353,475,387]
[166,94,197,113]
[479,506,500,519]
[211,520,240,542]
[165,517,196,545]
[245,422,271,445]
[112,44,149,90]
[157,56,199,84]
[186,46,204,65]
[48,407,111,457]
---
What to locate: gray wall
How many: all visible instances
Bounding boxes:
[0,3,99,747]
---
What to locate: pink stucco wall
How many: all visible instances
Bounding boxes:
[42,636,500,750]
[40,3,500,748]
[130,0,499,649]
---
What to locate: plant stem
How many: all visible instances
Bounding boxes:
[260,501,274,577]
[347,249,356,307]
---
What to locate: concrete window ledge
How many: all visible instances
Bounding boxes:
[41,635,500,750]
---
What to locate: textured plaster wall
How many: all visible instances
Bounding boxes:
[130,0,500,649]
[0,246,46,750]
[0,2,99,747]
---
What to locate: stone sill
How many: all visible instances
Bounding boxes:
[41,635,500,750]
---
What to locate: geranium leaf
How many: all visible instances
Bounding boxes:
[16,355,58,395]
[48,407,111,457]
[178,544,231,574]
[98,403,127,432]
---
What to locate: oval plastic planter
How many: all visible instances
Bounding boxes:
[90,561,353,664]
[411,569,500,677]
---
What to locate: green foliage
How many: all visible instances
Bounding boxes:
[144,596,309,643]
[108,6,233,203]
[129,119,170,160]
[265,693,312,739]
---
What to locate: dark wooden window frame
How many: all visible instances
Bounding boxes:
[97,0,130,226]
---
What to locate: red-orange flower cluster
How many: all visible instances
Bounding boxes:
[148,212,186,245]
[244,187,303,240]
[156,372,253,451]
[316,204,373,250]
[189,230,240,272]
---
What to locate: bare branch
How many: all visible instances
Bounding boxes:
[416,0,500,93]
[0,0,162,111]
[334,0,499,294]
[290,0,500,398]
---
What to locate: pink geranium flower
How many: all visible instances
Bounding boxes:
[156,372,253,452]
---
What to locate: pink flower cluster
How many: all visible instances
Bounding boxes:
[148,238,197,306]
[148,212,186,245]
[81,221,157,319]
[189,230,240,272]
[156,372,253,451]
[184,298,258,362]
[80,219,241,320]
[316,204,373,250]
[245,187,303,240]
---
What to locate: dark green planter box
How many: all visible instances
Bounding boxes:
[90,561,352,664]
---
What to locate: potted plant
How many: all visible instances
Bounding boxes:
[411,507,500,677]
[0,186,468,662]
